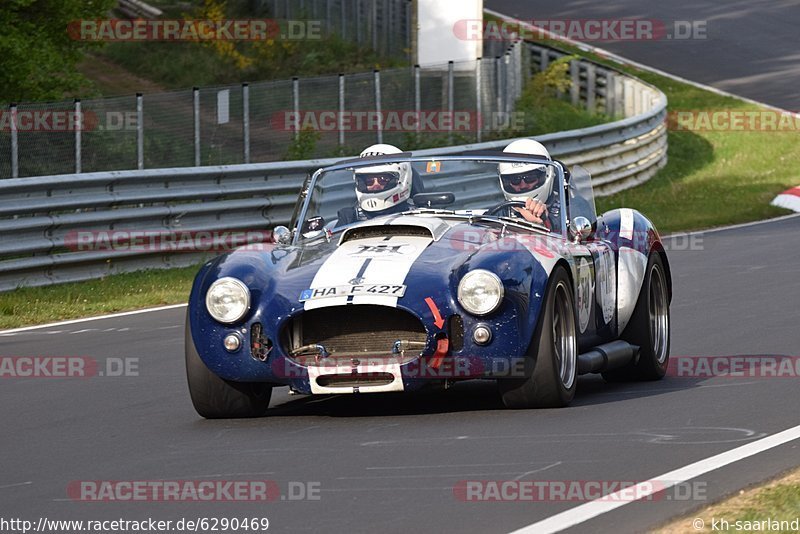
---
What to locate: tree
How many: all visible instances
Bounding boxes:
[0,0,115,103]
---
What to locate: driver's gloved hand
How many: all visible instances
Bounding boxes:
[513,198,549,225]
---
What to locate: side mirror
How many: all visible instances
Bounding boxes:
[273,225,292,245]
[569,216,592,243]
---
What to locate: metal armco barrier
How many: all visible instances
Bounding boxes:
[0,43,667,291]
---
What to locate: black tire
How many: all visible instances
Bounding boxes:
[499,266,578,408]
[603,252,670,382]
[185,313,272,418]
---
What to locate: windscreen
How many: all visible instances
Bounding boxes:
[296,157,566,241]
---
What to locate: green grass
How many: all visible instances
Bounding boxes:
[595,70,797,233]
[657,468,800,533]
[732,482,800,532]
[0,266,199,330]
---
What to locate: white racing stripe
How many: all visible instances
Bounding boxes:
[303,235,433,310]
[508,424,800,534]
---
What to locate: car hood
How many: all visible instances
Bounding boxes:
[200,214,554,318]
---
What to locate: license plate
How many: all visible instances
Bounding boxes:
[300,284,406,302]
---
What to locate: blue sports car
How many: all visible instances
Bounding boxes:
[185,153,671,418]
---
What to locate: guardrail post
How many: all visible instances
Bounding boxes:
[193,88,200,166]
[338,73,346,147]
[636,85,644,115]
[603,72,614,117]
[504,51,512,114]
[340,0,346,38]
[292,77,300,141]
[356,0,362,44]
[374,69,383,144]
[614,75,624,117]
[623,79,634,117]
[74,99,82,173]
[447,60,454,144]
[586,64,596,113]
[9,104,18,178]
[538,46,549,72]
[242,83,250,164]
[570,61,581,107]
[385,0,392,56]
[405,0,412,63]
[475,57,483,143]
[495,56,502,115]
[371,0,378,52]
[136,93,144,169]
[414,64,421,143]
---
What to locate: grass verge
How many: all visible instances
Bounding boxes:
[0,266,198,330]
[656,466,800,533]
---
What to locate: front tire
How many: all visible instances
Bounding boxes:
[603,251,670,382]
[499,266,578,408]
[185,313,272,418]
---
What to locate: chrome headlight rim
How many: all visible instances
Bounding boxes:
[457,269,504,316]
[205,277,251,325]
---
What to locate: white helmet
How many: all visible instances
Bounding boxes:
[354,144,413,213]
[498,139,555,203]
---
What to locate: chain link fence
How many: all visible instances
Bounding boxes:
[253,0,412,59]
[1,40,539,179]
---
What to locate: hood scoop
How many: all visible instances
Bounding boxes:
[339,215,449,244]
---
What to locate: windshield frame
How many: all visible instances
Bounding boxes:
[291,154,570,245]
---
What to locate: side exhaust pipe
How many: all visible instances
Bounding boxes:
[577,340,639,375]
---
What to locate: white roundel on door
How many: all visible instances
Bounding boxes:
[596,247,616,325]
[576,257,593,333]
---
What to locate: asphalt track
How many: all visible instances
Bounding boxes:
[2,214,800,533]
[4,3,800,531]
[485,0,800,110]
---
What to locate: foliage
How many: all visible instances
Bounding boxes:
[0,0,115,102]
[285,127,322,160]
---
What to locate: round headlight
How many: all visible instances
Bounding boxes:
[457,270,504,316]
[205,277,250,324]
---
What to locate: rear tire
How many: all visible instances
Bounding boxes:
[185,313,272,418]
[499,266,578,408]
[603,252,670,382]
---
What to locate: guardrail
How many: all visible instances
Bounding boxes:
[117,0,162,19]
[0,42,667,291]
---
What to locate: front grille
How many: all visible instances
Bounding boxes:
[284,305,427,363]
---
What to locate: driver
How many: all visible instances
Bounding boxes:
[497,139,560,229]
[337,144,418,226]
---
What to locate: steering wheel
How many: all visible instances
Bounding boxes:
[484,200,527,217]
